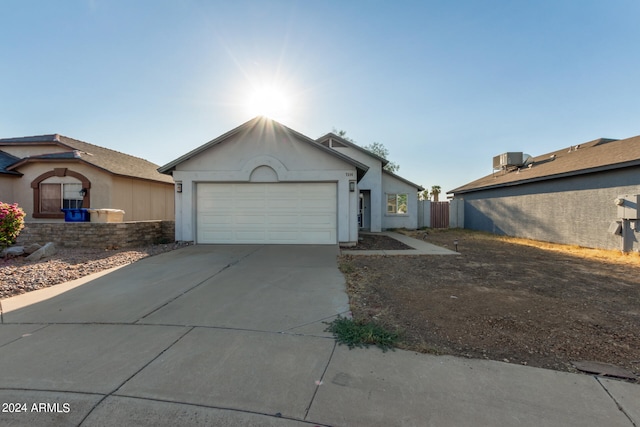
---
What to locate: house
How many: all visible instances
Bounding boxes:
[158,117,423,245]
[0,134,175,222]
[316,133,424,231]
[448,135,640,252]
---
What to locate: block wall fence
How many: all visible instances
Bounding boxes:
[17,221,175,248]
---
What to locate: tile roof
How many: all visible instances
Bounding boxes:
[0,134,173,184]
[449,135,640,195]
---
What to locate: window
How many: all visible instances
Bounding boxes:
[387,193,408,214]
[31,168,91,219]
[39,182,83,213]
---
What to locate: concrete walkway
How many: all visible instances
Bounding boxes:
[341,231,458,255]
[0,244,638,426]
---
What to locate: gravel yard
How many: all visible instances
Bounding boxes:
[1,243,185,299]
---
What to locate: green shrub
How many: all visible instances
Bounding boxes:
[325,315,399,352]
[0,202,26,248]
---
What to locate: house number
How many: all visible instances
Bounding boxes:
[345,172,354,177]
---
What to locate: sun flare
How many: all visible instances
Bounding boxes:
[245,85,291,120]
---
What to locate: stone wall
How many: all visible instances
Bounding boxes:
[17,221,176,248]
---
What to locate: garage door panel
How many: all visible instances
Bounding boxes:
[199,215,233,225]
[197,183,337,244]
[235,215,266,225]
[236,199,266,209]
[300,214,334,226]
[200,230,233,241]
[267,215,299,225]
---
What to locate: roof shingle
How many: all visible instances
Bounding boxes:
[450,135,640,194]
[0,134,173,184]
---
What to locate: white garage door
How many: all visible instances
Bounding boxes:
[196,183,337,244]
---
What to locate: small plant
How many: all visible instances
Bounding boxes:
[0,202,26,248]
[339,260,354,274]
[325,315,399,352]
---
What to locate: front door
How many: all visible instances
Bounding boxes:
[359,190,371,230]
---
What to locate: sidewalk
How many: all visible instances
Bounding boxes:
[342,231,458,255]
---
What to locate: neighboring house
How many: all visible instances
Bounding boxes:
[0,134,175,222]
[448,135,640,251]
[158,117,423,245]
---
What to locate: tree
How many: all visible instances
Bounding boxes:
[363,142,400,173]
[430,185,442,202]
[419,189,430,201]
[332,128,355,143]
[332,129,400,173]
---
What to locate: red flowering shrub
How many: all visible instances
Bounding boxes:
[0,202,26,248]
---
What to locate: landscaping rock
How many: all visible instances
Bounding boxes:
[25,242,57,262]
[23,243,42,255]
[1,246,25,258]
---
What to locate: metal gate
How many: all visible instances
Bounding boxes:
[430,201,449,228]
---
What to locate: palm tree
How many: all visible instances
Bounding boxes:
[430,185,441,202]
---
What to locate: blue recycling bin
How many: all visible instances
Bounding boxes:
[61,208,90,222]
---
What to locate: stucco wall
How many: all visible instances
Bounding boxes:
[332,146,384,232]
[381,173,419,229]
[111,176,175,221]
[0,177,17,203]
[459,167,640,251]
[2,162,174,222]
[4,162,113,222]
[171,122,359,244]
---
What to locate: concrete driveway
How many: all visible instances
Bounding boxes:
[1,244,638,426]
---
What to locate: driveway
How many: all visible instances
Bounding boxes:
[1,244,638,426]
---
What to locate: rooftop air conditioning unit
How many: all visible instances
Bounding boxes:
[493,152,524,169]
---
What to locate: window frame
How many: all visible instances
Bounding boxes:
[386,193,408,215]
[30,168,91,219]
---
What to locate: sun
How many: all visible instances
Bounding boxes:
[245,85,291,120]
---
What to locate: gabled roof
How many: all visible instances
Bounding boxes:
[449,135,640,195]
[315,133,390,166]
[0,134,173,184]
[383,169,424,191]
[0,150,22,176]
[317,133,425,190]
[158,116,370,180]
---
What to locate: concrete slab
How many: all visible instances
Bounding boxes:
[0,324,47,346]
[237,244,341,267]
[342,231,458,256]
[0,389,102,427]
[0,265,125,314]
[4,245,260,324]
[141,265,348,331]
[283,312,350,338]
[141,247,349,332]
[83,395,315,427]
[308,346,633,427]
[116,327,335,420]
[0,324,188,394]
[600,378,640,425]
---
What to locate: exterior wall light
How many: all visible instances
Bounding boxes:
[349,181,355,192]
[176,182,183,193]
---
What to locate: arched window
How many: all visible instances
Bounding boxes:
[31,168,91,219]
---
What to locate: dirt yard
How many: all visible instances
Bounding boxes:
[340,229,640,379]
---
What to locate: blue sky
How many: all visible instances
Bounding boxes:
[2,0,639,194]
